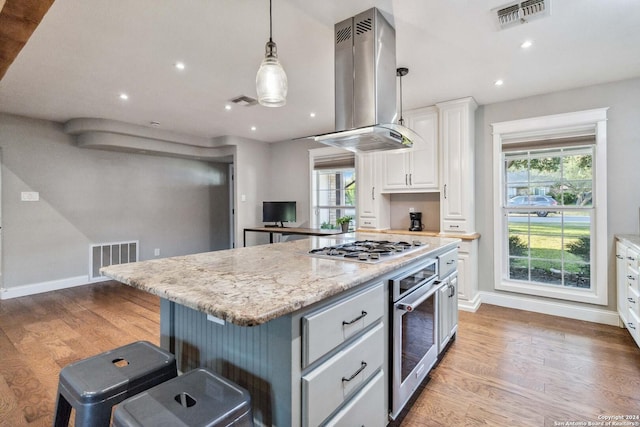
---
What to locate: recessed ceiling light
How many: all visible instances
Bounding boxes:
[494,79,504,86]
[521,40,533,49]
[224,105,232,111]
[175,62,185,70]
[309,112,316,118]
[251,126,257,131]
[119,93,129,100]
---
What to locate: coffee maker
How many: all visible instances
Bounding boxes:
[409,212,424,231]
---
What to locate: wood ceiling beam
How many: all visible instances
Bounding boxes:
[0,0,55,80]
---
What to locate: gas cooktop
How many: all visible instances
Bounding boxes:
[308,239,428,263]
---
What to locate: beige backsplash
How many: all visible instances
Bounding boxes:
[389,193,440,231]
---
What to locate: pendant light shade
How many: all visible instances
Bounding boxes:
[256,0,287,107]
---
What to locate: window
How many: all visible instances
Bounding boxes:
[492,108,608,305]
[309,148,356,230]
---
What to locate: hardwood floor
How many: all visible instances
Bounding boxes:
[1,281,639,426]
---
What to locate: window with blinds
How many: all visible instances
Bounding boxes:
[310,150,356,230]
[492,108,608,305]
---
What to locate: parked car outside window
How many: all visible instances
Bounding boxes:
[507,195,558,217]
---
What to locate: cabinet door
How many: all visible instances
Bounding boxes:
[407,107,439,190]
[438,282,452,352]
[382,150,409,191]
[438,98,477,233]
[449,275,459,337]
[456,250,469,301]
[357,153,376,217]
[617,241,629,324]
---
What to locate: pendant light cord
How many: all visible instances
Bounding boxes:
[269,0,273,42]
[399,74,404,126]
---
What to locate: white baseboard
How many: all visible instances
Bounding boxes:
[478,291,620,326]
[458,293,482,312]
[0,275,104,300]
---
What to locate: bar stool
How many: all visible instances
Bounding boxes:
[53,340,177,427]
[112,368,253,427]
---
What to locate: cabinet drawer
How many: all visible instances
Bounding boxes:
[302,283,384,366]
[324,370,385,427]
[628,286,640,317]
[438,248,458,279]
[443,219,468,233]
[358,217,378,229]
[302,323,384,427]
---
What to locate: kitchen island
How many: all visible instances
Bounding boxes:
[101,232,459,426]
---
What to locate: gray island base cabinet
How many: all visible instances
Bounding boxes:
[101,233,460,426]
[160,279,390,427]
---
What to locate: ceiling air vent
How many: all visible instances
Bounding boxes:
[230,95,258,107]
[494,0,550,30]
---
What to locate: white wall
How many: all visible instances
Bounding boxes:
[0,113,230,295]
[475,77,640,312]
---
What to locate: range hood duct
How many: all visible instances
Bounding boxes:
[312,8,421,152]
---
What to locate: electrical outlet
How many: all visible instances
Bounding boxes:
[409,207,415,213]
[154,248,160,256]
[21,191,39,201]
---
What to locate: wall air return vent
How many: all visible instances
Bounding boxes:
[494,0,550,30]
[230,95,258,107]
[90,240,138,281]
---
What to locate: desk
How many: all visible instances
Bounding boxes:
[243,227,346,247]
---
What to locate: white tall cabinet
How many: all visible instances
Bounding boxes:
[381,106,439,193]
[437,97,478,234]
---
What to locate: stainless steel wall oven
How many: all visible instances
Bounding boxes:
[389,257,439,420]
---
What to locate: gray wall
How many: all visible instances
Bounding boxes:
[0,113,230,290]
[476,77,640,311]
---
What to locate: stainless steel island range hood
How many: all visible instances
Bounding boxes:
[312,8,420,152]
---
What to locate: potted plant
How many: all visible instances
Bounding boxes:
[336,216,353,232]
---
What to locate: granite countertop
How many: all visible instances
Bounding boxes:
[359,229,481,241]
[617,234,640,248]
[101,232,459,326]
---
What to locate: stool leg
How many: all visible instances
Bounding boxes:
[74,403,113,427]
[52,392,72,427]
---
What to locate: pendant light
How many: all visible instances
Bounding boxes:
[256,0,287,107]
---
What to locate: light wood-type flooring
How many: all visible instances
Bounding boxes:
[1,281,639,426]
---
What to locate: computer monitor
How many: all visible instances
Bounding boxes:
[262,201,296,227]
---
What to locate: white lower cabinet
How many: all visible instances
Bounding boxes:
[438,273,458,353]
[456,239,478,307]
[302,323,384,427]
[324,370,385,427]
[616,236,640,349]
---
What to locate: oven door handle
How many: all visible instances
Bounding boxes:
[395,281,438,312]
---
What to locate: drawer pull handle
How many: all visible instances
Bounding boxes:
[628,297,637,304]
[342,311,367,326]
[342,361,367,383]
[450,225,459,229]
[617,255,624,259]
[628,323,637,330]
[628,256,636,261]
[446,260,455,265]
[628,275,636,281]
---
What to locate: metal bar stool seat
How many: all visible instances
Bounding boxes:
[53,340,177,427]
[112,368,253,427]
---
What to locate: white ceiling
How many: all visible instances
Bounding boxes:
[1,0,640,143]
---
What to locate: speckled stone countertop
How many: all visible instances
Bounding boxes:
[617,234,640,248]
[101,232,459,326]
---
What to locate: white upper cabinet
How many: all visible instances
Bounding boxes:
[437,97,477,234]
[381,106,439,193]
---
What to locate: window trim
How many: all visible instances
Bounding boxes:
[492,108,608,305]
[309,147,356,229]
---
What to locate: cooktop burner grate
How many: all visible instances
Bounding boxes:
[308,240,426,263]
